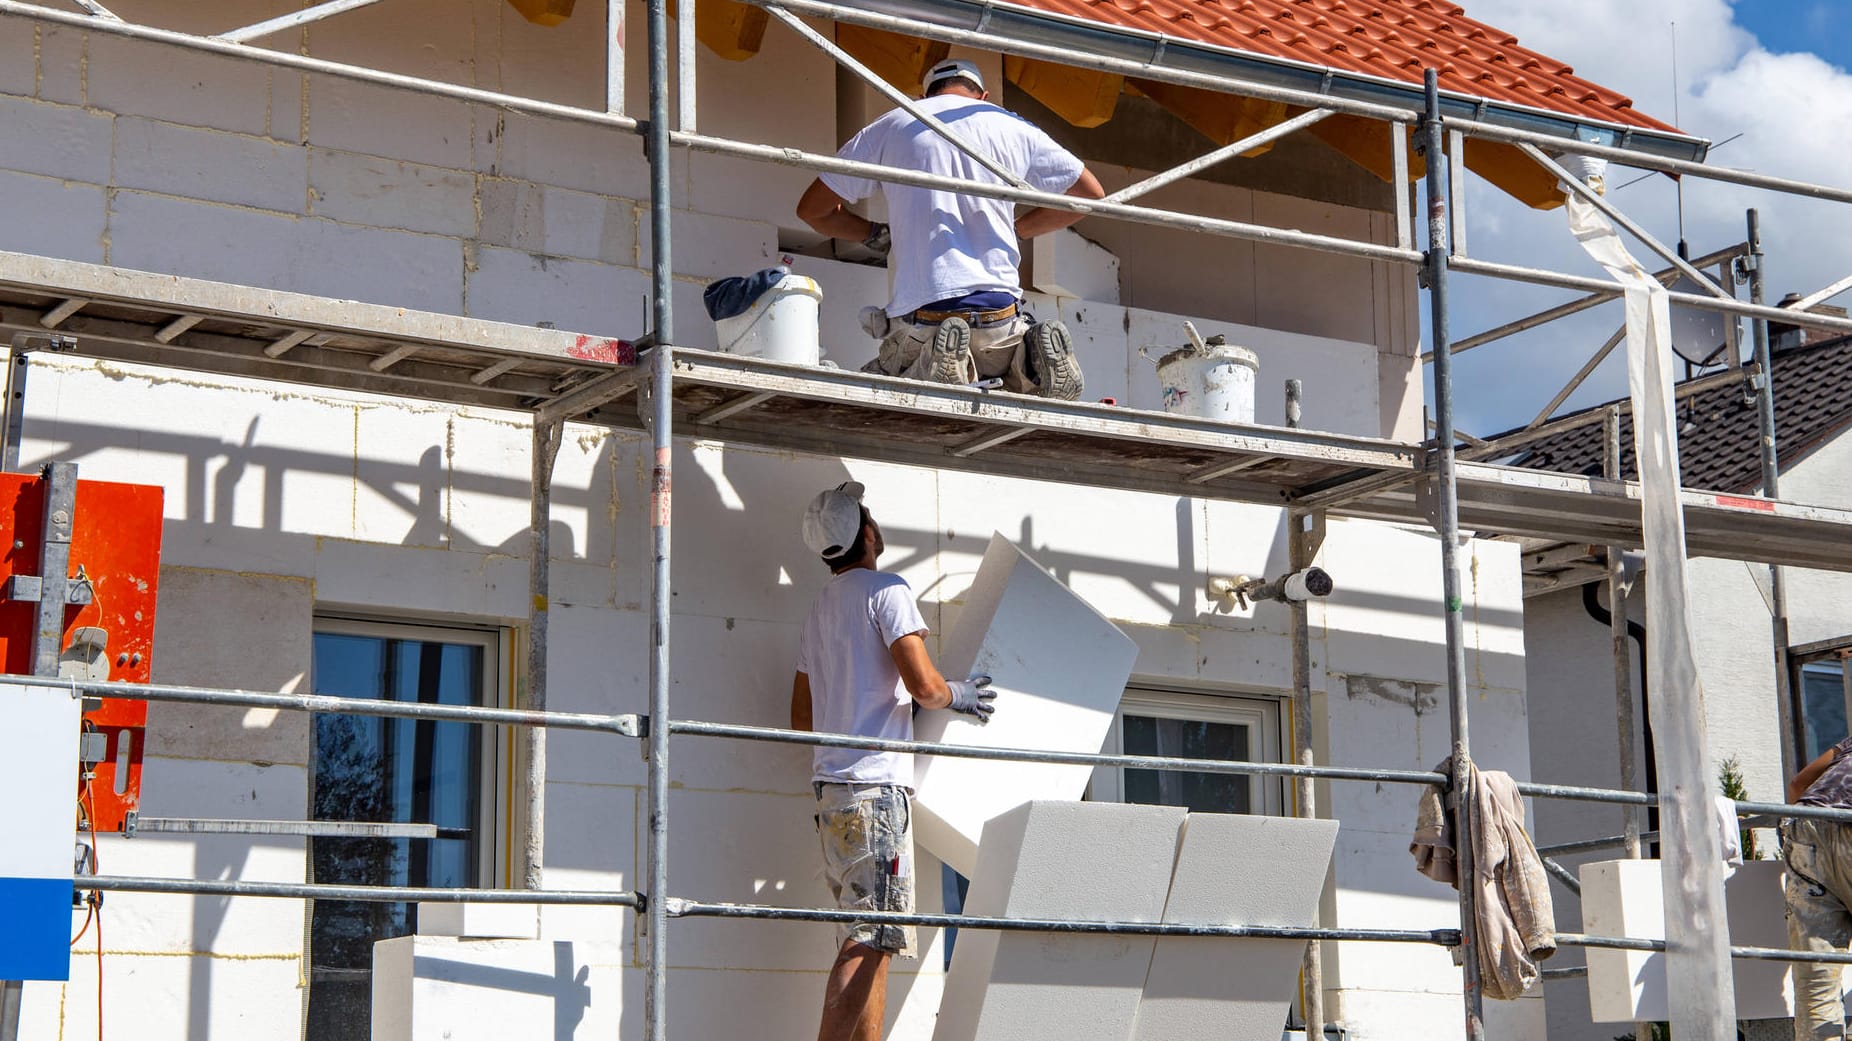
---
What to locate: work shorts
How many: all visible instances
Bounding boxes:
[814,781,915,955]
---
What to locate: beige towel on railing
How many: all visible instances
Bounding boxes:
[1410,758,1556,1000]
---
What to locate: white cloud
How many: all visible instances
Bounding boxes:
[1434,0,1852,437]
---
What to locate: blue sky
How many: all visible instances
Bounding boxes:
[1429,0,1852,437]
[1735,2,1852,69]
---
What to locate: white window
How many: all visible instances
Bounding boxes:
[1089,685,1286,816]
[305,616,509,1041]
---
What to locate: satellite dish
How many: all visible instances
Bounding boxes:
[1666,274,1732,365]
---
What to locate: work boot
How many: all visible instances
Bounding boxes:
[1024,319,1083,400]
[927,316,973,385]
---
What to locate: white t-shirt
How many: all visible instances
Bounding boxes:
[795,567,929,785]
[821,94,1086,318]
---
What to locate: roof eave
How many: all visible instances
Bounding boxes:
[788,0,1711,163]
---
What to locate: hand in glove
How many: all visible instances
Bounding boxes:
[863,221,891,256]
[946,675,996,724]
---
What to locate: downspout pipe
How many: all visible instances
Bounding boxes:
[1583,582,1660,847]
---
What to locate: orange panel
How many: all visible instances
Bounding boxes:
[506,0,575,26]
[1005,56,1123,128]
[1308,112,1428,183]
[0,473,164,832]
[666,0,769,62]
[1131,80,1289,155]
[836,24,950,95]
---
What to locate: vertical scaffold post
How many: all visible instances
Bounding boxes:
[1287,502,1324,1041]
[1421,68,1486,1041]
[524,419,564,890]
[1604,405,1640,861]
[643,0,676,1033]
[1746,210,1796,772]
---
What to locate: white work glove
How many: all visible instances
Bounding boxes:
[946,675,995,724]
[858,305,890,340]
[862,220,891,256]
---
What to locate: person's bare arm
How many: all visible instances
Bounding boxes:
[1790,747,1838,802]
[1015,168,1105,241]
[888,631,953,710]
[791,671,814,732]
[797,178,881,243]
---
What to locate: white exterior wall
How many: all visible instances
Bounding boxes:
[3,4,1518,1038]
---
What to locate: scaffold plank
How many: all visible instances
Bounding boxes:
[3,254,1852,573]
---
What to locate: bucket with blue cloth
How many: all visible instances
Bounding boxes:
[703,266,823,365]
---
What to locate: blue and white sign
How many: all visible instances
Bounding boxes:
[0,683,80,980]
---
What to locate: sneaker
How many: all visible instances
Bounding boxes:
[1025,319,1083,400]
[927,316,973,385]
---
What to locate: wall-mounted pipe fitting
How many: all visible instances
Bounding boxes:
[1210,567,1334,609]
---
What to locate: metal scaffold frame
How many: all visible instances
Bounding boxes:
[3,0,1852,1038]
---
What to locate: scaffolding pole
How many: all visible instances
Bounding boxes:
[1288,505,1325,1040]
[1748,210,1799,774]
[643,0,676,1031]
[1421,70,1485,1040]
[523,419,564,890]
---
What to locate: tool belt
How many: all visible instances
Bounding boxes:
[909,302,1018,327]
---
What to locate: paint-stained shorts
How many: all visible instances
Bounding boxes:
[814,782,915,955]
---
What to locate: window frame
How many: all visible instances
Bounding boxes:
[1792,639,1852,764]
[1088,683,1288,817]
[309,614,511,893]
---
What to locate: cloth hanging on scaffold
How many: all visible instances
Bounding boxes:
[1563,187,1739,1037]
[1410,757,1555,1000]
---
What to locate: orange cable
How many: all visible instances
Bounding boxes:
[81,770,103,1041]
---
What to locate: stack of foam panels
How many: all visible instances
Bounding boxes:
[372,902,623,1040]
[1580,859,1833,1021]
[933,801,1338,1041]
[912,533,1140,878]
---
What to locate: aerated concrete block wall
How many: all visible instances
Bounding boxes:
[2,4,1521,1039]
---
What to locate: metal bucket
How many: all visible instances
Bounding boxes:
[1153,342,1259,422]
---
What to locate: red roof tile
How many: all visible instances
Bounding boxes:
[1015,0,1681,134]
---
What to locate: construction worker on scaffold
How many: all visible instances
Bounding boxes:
[796,58,1106,400]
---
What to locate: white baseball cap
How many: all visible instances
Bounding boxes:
[923,58,985,94]
[802,481,867,559]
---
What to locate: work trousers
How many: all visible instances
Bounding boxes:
[862,314,1037,393]
[1786,817,1852,1040]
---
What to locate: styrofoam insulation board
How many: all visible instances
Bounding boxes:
[416,901,541,940]
[913,533,1139,877]
[933,800,1185,1041]
[1580,859,1810,1021]
[1132,813,1339,1040]
[372,935,624,1040]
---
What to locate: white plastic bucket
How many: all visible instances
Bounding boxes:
[714,274,823,365]
[1153,343,1259,422]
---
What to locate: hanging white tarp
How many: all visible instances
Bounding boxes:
[1566,190,1739,1039]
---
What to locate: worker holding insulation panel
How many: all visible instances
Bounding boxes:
[795,59,1105,400]
[792,481,995,1041]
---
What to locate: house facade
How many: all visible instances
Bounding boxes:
[1519,333,1852,1040]
[0,1,1710,1038]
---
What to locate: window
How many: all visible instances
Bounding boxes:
[1800,656,1852,762]
[1089,687,1287,816]
[305,618,505,1041]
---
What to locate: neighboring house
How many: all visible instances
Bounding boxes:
[0,1,1694,1039]
[1516,332,1852,1040]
